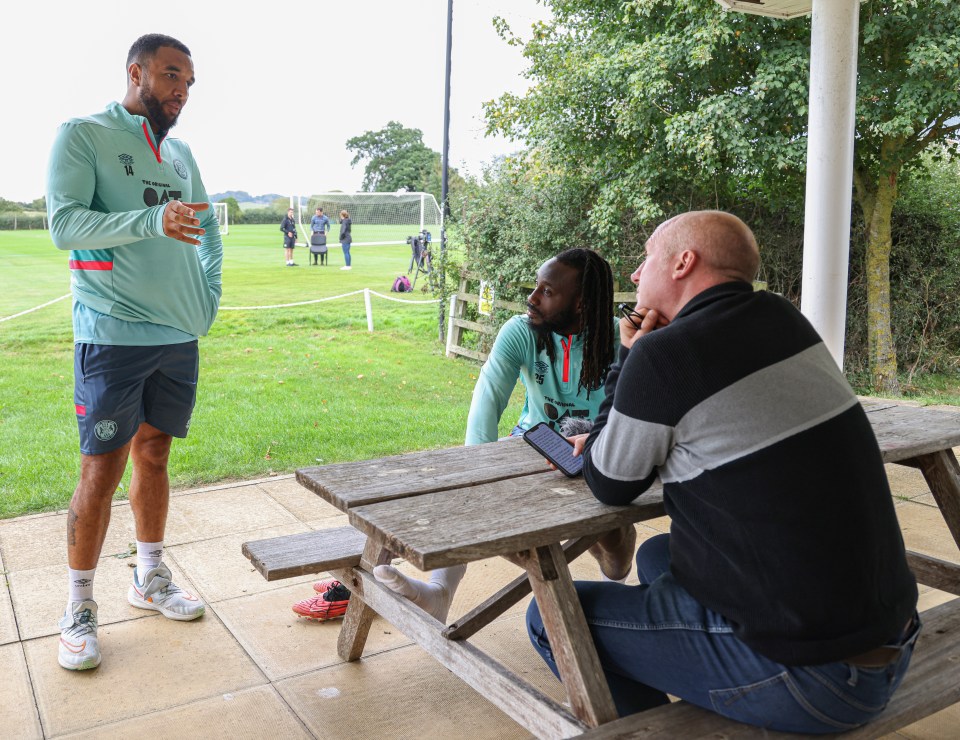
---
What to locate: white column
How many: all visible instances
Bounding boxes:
[800,0,860,369]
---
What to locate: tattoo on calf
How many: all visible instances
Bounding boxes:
[67,506,78,547]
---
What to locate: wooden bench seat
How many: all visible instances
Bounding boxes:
[580,598,960,739]
[242,526,367,581]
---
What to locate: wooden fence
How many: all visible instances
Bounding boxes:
[445,272,636,362]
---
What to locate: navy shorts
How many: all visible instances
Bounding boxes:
[73,341,199,455]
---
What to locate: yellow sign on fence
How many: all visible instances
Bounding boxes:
[478,281,495,316]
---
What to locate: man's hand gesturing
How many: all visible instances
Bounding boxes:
[163,201,208,245]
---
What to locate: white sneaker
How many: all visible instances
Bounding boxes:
[340,266,351,270]
[128,563,205,621]
[58,600,101,670]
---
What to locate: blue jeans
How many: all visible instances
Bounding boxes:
[527,534,919,733]
[341,242,351,266]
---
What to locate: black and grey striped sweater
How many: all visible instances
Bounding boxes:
[582,281,917,666]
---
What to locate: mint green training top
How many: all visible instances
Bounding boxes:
[464,315,620,446]
[47,101,222,346]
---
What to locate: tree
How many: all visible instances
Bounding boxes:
[222,196,244,225]
[485,0,960,393]
[345,121,463,202]
[852,2,960,393]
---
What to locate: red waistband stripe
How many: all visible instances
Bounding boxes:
[69,260,113,271]
[75,404,86,416]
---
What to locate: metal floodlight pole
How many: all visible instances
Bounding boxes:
[438,0,453,342]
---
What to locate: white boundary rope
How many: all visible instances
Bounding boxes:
[219,289,366,311]
[0,290,438,335]
[0,293,71,324]
[368,289,439,305]
[219,288,438,311]
[220,287,438,332]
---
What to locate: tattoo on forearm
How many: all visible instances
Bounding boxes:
[67,506,78,547]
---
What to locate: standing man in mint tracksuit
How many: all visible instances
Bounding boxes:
[369,248,633,622]
[47,34,222,671]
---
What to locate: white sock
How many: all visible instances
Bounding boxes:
[373,564,467,622]
[601,571,629,584]
[136,540,163,584]
[68,567,96,602]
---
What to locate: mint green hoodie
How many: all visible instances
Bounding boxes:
[47,101,222,345]
[464,315,620,445]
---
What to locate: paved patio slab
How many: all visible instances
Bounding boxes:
[896,500,960,561]
[256,477,345,523]
[60,684,312,740]
[171,521,318,604]
[23,610,265,737]
[897,702,960,739]
[0,550,19,646]
[275,614,561,740]
[162,486,300,545]
[0,641,43,738]
[0,507,137,572]
[213,582,413,682]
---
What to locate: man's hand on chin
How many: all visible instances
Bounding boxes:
[620,306,669,348]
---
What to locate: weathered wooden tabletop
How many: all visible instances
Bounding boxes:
[296,435,546,511]
[347,471,665,571]
[861,400,960,463]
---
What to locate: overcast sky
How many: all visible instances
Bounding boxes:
[0,0,550,202]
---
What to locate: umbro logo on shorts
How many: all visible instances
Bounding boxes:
[94,420,118,442]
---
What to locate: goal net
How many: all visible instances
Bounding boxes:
[296,192,442,246]
[213,202,229,235]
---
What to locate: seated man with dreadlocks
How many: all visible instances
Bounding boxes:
[372,248,629,621]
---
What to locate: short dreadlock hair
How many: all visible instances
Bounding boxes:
[534,248,615,395]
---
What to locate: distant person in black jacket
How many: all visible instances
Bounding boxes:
[339,209,352,270]
[527,210,919,732]
[281,208,297,267]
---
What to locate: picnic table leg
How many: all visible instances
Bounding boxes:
[337,536,393,662]
[518,542,619,728]
[915,450,960,548]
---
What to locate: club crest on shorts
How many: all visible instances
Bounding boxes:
[94,419,118,441]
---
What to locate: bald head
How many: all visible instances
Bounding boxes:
[631,210,761,322]
[654,211,759,283]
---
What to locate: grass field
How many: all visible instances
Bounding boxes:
[0,225,522,519]
[2,225,957,520]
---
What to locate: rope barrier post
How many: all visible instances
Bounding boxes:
[364,288,374,332]
[445,294,457,357]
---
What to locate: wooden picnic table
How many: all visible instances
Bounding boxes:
[293,400,960,739]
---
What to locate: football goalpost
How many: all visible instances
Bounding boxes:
[213,202,229,235]
[293,192,442,247]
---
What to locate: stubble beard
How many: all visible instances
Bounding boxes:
[530,304,580,342]
[139,82,180,139]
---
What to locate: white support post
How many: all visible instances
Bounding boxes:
[800,0,861,369]
[420,193,425,233]
[364,288,374,332]
[446,294,458,356]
